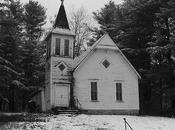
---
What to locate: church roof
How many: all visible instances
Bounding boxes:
[73,33,141,79]
[73,34,106,69]
[53,0,70,29]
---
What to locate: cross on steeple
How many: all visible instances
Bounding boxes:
[61,0,64,5]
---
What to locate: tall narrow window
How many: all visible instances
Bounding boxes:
[116,83,122,101]
[64,40,69,56]
[55,38,60,55]
[91,82,97,101]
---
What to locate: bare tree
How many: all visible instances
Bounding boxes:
[69,7,94,57]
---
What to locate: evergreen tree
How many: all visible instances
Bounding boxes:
[0,0,46,112]
[22,0,46,88]
[0,0,27,112]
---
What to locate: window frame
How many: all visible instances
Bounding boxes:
[57,62,67,72]
[102,59,110,68]
[90,80,98,102]
[116,82,123,102]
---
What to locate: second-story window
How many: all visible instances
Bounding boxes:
[64,39,69,56]
[55,38,60,55]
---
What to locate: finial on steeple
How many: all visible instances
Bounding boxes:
[61,0,64,5]
[53,0,69,29]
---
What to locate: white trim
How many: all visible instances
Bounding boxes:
[74,35,106,71]
[55,60,69,68]
[88,79,99,81]
[49,35,53,55]
[117,49,141,79]
[41,90,46,111]
[63,39,70,57]
[50,57,53,107]
[96,46,119,50]
[114,80,124,82]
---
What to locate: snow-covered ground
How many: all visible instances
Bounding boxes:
[1,114,175,130]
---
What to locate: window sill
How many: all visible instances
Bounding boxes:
[63,56,71,58]
[91,100,99,102]
[116,100,124,103]
[53,55,72,58]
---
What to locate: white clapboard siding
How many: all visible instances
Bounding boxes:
[74,49,139,110]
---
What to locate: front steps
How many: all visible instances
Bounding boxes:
[52,107,80,115]
[56,109,79,114]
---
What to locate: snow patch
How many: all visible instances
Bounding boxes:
[1,114,175,130]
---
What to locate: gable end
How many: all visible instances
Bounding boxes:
[73,33,141,79]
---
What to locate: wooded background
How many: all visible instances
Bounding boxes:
[0,0,175,116]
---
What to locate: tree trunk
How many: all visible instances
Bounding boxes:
[9,86,15,112]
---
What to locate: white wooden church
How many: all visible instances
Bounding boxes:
[43,0,141,114]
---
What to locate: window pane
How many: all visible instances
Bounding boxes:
[91,82,97,101]
[102,59,110,68]
[116,83,122,101]
[58,63,66,71]
[64,40,69,56]
[55,38,60,55]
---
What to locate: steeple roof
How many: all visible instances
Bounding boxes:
[53,0,70,29]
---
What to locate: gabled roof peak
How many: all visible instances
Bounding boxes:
[73,33,141,79]
[53,0,70,29]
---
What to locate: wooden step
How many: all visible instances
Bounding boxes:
[53,109,80,115]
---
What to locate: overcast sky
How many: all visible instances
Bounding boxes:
[20,0,123,28]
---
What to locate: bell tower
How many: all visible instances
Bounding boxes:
[44,0,75,110]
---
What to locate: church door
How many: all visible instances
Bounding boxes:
[54,85,69,107]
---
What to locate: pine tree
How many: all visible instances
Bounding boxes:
[22,0,46,88]
[0,0,27,112]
